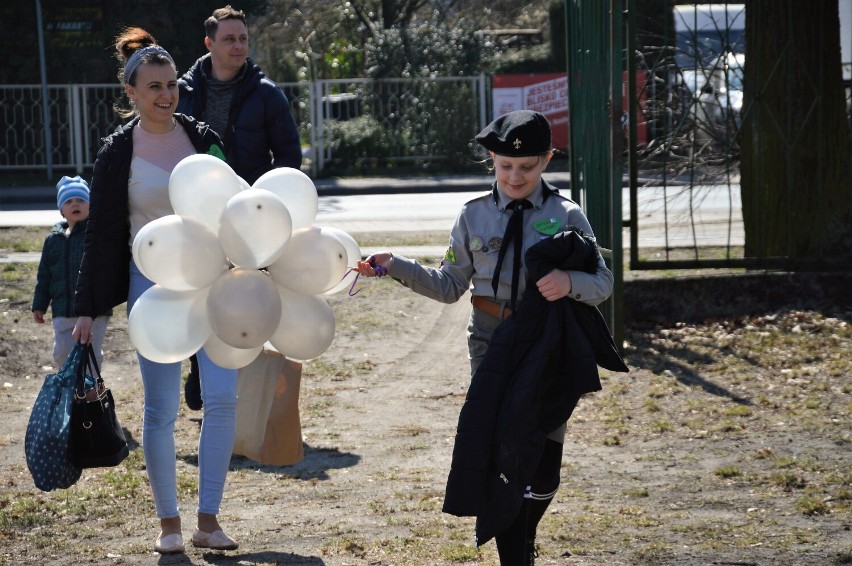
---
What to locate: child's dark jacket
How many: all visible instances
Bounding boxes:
[33,220,86,317]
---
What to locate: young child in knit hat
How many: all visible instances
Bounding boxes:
[32,175,111,367]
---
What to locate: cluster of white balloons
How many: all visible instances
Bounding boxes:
[127,155,361,368]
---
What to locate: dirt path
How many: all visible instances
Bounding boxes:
[1,265,850,565]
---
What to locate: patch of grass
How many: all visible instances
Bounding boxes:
[713,420,742,433]
[0,263,39,306]
[601,435,621,446]
[0,458,154,535]
[646,384,670,398]
[373,467,403,481]
[631,541,675,561]
[352,230,448,248]
[442,543,480,561]
[0,495,54,530]
[795,495,830,515]
[393,424,429,437]
[724,405,752,417]
[0,227,46,253]
[309,387,338,397]
[330,536,368,558]
[715,466,742,478]
[304,398,336,418]
[623,487,650,498]
[771,471,807,490]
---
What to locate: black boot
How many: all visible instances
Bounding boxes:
[526,539,538,565]
[184,354,202,410]
[496,497,530,565]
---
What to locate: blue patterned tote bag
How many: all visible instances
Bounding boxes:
[24,343,84,491]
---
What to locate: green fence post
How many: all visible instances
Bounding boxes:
[565,0,625,352]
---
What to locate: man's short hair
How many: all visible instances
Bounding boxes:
[205,5,247,39]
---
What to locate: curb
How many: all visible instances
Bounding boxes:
[0,174,543,206]
[0,172,680,207]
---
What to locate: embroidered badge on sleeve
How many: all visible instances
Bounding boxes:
[444,246,457,264]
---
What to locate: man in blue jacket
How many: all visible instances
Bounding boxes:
[178,4,303,409]
[177,4,302,184]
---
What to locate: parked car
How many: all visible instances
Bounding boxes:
[680,51,744,138]
[706,52,744,124]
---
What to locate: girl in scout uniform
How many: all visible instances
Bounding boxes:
[355,110,615,565]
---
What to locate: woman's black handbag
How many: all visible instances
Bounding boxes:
[70,344,129,468]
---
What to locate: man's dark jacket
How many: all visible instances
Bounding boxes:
[74,114,223,317]
[442,229,629,545]
[177,54,302,185]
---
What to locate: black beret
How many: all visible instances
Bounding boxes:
[475,110,552,157]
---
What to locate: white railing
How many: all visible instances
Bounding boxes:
[0,75,488,177]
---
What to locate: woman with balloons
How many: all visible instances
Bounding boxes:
[72,28,239,554]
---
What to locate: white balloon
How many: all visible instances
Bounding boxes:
[132,215,228,290]
[207,268,282,349]
[252,168,318,230]
[321,227,362,295]
[131,228,155,281]
[268,285,336,361]
[169,154,242,232]
[237,175,251,191]
[202,333,262,369]
[218,189,293,269]
[267,227,348,295]
[128,285,212,363]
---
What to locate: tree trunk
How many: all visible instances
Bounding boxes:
[740,0,852,263]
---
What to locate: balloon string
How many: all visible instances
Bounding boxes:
[345,268,362,296]
[343,264,388,297]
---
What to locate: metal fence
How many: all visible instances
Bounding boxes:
[625,1,852,270]
[0,75,487,178]
[309,77,488,173]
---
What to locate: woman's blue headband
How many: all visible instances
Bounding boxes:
[123,45,174,85]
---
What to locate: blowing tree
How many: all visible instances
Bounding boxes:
[740,0,852,263]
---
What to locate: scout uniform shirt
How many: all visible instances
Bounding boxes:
[388,180,614,308]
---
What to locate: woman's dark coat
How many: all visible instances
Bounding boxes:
[442,229,629,546]
[74,114,223,318]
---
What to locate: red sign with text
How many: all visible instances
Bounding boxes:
[492,73,569,151]
[492,71,649,150]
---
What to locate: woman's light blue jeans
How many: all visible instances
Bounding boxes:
[129,261,237,519]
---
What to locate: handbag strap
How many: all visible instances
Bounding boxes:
[74,343,104,400]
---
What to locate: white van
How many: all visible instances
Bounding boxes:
[673,3,745,69]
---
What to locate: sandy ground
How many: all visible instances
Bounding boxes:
[1,254,850,565]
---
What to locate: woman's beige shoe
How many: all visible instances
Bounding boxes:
[191,528,239,550]
[154,532,185,554]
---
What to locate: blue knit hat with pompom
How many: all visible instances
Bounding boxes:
[56,176,90,209]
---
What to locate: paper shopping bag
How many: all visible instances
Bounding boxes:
[233,349,304,466]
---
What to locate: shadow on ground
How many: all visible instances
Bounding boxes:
[624,270,852,324]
